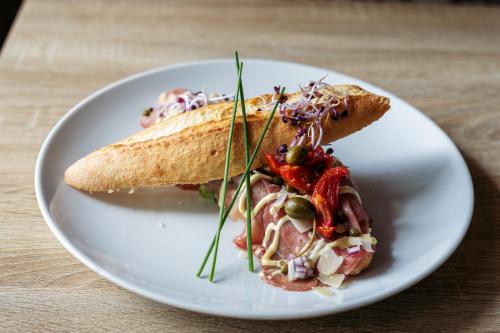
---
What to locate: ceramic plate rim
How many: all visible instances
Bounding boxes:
[34,58,474,320]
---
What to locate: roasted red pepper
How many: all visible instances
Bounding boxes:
[264,152,284,175]
[305,146,334,169]
[264,147,347,238]
[312,166,349,238]
[264,153,315,193]
[264,147,334,194]
[279,164,315,193]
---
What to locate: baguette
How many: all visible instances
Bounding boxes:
[64,84,390,192]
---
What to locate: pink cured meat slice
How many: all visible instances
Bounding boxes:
[231,178,282,249]
[334,248,374,275]
[339,177,370,233]
[227,177,310,257]
[261,267,318,291]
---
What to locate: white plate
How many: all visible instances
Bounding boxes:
[35,59,473,320]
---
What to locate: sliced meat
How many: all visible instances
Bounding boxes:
[140,108,162,128]
[203,179,223,193]
[261,267,318,291]
[334,248,374,275]
[227,176,311,259]
[339,177,370,234]
[158,88,187,104]
[274,222,310,259]
[340,194,370,234]
[231,178,281,249]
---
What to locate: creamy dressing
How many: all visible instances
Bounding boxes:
[322,234,377,251]
[261,215,290,266]
[237,173,273,215]
[238,172,312,218]
[252,192,280,217]
[307,238,326,265]
[308,235,377,266]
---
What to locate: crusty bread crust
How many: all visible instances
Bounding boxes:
[65,85,390,192]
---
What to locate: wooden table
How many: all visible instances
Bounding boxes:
[1,0,499,331]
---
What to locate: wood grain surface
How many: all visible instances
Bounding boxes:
[1,0,499,332]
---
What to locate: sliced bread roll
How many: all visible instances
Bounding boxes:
[64,85,390,192]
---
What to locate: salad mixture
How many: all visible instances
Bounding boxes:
[142,78,376,293]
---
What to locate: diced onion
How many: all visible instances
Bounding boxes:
[347,245,361,254]
[287,256,314,281]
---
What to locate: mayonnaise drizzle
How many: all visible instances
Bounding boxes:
[238,173,273,215]
[252,193,280,216]
[322,234,377,252]
[261,215,290,267]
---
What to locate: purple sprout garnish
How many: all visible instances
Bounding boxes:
[278,94,288,104]
[332,110,339,121]
[278,144,288,154]
[147,90,235,121]
[260,76,346,149]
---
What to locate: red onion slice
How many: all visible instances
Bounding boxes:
[347,245,361,255]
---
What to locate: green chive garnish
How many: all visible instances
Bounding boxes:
[235,52,254,272]
[207,63,244,282]
[196,85,286,279]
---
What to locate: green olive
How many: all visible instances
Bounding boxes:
[348,228,361,237]
[284,197,316,220]
[272,176,284,186]
[335,209,346,222]
[286,145,308,165]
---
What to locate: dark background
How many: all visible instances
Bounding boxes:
[0,0,22,51]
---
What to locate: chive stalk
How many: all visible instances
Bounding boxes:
[197,86,286,279]
[234,53,254,271]
[207,64,244,282]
